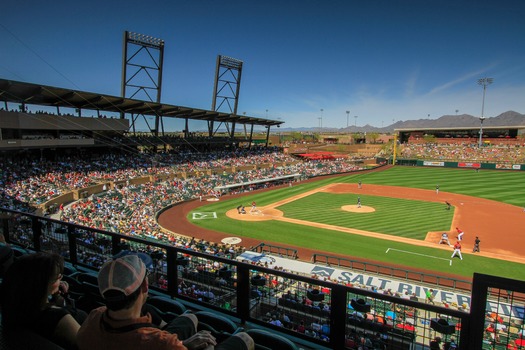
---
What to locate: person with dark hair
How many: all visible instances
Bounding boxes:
[0,252,86,349]
[429,336,441,349]
[77,254,254,350]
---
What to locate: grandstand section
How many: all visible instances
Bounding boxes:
[0,78,284,152]
[397,126,525,145]
[1,79,525,350]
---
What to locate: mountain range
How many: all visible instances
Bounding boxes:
[278,111,525,133]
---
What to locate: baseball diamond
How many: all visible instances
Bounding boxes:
[158,166,525,281]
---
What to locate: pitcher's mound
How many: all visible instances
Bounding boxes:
[226,208,284,221]
[341,205,375,213]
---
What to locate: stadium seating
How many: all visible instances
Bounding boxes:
[246,328,299,350]
[146,295,187,316]
[195,311,239,334]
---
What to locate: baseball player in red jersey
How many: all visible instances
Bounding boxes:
[456,227,464,241]
[451,241,463,260]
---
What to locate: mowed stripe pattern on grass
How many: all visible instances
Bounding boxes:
[347,166,524,206]
[188,166,525,279]
[277,192,452,239]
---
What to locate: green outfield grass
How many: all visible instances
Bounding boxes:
[188,166,525,280]
[278,192,451,239]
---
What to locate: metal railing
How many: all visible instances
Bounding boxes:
[313,254,472,292]
[1,208,524,350]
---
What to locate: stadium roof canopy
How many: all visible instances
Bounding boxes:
[0,78,284,127]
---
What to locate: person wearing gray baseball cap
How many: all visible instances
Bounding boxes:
[77,253,253,350]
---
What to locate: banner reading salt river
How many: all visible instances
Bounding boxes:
[237,251,524,319]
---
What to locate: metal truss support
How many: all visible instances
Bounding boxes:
[210,55,243,141]
[265,125,270,147]
[248,124,254,149]
[121,31,165,136]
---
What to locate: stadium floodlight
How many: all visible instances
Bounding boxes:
[477,77,493,147]
[219,55,243,69]
[127,31,164,48]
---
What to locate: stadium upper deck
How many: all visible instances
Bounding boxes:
[396,126,525,145]
[0,78,284,151]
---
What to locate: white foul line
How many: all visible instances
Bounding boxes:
[386,248,452,266]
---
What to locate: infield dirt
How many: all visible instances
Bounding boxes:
[158,183,525,270]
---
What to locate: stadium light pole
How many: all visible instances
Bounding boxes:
[346,110,350,128]
[354,115,358,128]
[477,77,493,147]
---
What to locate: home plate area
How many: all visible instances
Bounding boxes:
[225,207,284,221]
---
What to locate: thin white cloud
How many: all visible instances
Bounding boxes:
[427,64,498,95]
[403,67,420,98]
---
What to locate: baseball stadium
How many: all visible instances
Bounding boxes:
[1,35,525,350]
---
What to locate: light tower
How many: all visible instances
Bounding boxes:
[477,77,493,147]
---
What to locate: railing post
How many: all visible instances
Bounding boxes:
[236,263,250,324]
[31,216,42,251]
[67,225,78,264]
[330,284,347,350]
[166,249,178,297]
[1,215,9,240]
[468,273,491,350]
[111,235,121,254]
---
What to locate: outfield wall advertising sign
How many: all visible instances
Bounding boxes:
[423,161,444,167]
[495,164,522,170]
[458,162,481,168]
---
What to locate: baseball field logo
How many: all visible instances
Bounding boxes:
[192,212,217,220]
[310,266,335,278]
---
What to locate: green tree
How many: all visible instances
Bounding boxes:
[352,132,365,144]
[368,132,380,144]
[290,132,302,142]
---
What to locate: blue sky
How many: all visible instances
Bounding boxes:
[1,0,525,130]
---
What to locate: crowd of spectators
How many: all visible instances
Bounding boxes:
[57,163,359,241]
[400,143,525,164]
[1,146,369,302]
[1,147,364,233]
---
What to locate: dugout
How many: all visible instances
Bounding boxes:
[213,174,300,194]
